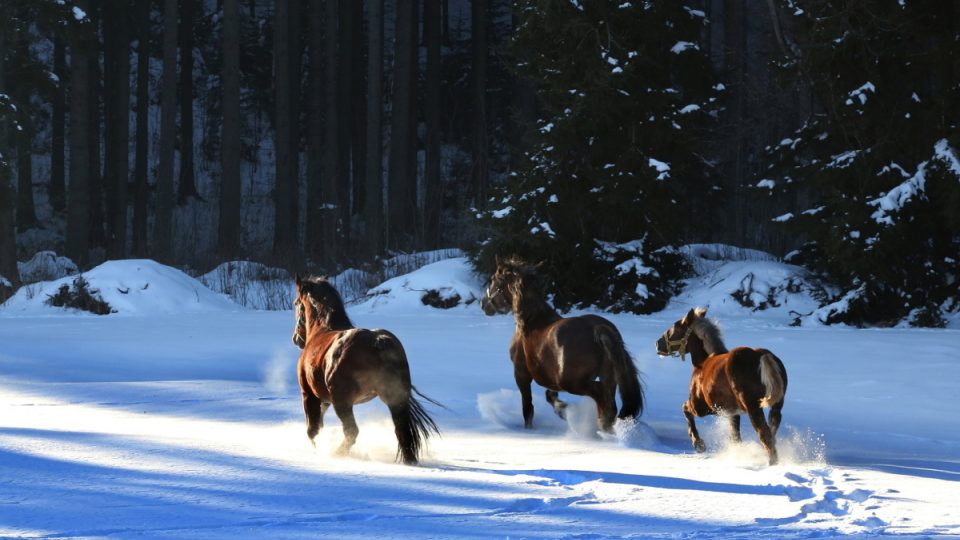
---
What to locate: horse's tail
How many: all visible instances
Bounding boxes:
[374,331,441,465]
[595,325,644,419]
[758,352,787,408]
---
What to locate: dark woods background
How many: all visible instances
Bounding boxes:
[0,0,958,326]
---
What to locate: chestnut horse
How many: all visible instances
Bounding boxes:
[655,308,787,465]
[481,256,644,432]
[292,276,440,465]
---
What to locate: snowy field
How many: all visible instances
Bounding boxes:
[1,256,959,539]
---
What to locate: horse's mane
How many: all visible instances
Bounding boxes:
[500,256,559,331]
[691,317,728,355]
[304,276,354,330]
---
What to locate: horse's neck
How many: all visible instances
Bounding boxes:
[514,296,560,334]
[687,338,711,366]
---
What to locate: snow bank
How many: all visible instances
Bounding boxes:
[1,259,240,316]
[668,244,821,325]
[358,257,485,312]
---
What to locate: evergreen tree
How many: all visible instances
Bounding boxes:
[475,0,722,313]
[763,0,960,327]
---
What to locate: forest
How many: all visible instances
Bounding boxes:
[0,0,958,326]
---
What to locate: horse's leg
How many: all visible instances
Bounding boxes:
[584,381,616,433]
[332,401,359,457]
[746,406,778,466]
[302,393,329,446]
[729,414,742,443]
[683,402,706,453]
[768,399,784,440]
[545,389,568,420]
[514,365,535,429]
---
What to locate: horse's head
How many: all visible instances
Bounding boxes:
[293,275,352,347]
[655,307,708,360]
[481,255,542,316]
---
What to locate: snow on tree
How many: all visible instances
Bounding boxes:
[763,0,960,327]
[473,0,722,313]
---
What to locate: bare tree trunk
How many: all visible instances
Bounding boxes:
[470,0,488,210]
[0,14,20,291]
[50,36,67,213]
[350,0,366,224]
[364,0,384,258]
[423,0,441,248]
[87,0,105,253]
[307,0,328,261]
[441,0,449,44]
[387,0,416,250]
[322,0,340,265]
[154,0,178,262]
[272,0,298,259]
[132,0,150,256]
[337,0,355,252]
[177,0,200,204]
[14,79,37,230]
[67,0,93,266]
[219,0,242,259]
[103,1,130,259]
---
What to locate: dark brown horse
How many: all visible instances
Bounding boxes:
[292,275,440,465]
[481,256,644,432]
[655,307,787,465]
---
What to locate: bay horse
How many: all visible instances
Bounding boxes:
[292,275,440,465]
[480,256,644,432]
[655,307,787,465]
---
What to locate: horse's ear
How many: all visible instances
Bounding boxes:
[682,308,698,324]
[295,274,302,287]
[695,307,708,318]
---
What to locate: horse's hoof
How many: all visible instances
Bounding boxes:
[693,440,706,453]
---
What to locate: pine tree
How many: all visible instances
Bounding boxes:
[763,0,960,327]
[475,0,722,313]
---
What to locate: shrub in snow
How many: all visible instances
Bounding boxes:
[44,276,114,315]
[18,251,79,284]
[199,260,292,310]
[420,289,464,309]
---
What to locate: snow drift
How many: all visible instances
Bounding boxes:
[0,259,240,316]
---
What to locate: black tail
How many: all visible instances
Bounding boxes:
[374,330,442,465]
[391,387,442,465]
[595,325,644,419]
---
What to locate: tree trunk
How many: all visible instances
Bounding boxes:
[0,14,20,290]
[321,0,340,265]
[364,0,383,258]
[350,0,366,223]
[387,0,416,250]
[50,36,67,213]
[337,0,354,252]
[272,0,298,259]
[441,0,449,44]
[67,0,93,266]
[103,1,130,259]
[219,0,242,259]
[470,0,488,210]
[177,0,200,204]
[14,82,37,230]
[423,0,441,248]
[154,0,178,262]
[132,0,150,257]
[87,0,105,253]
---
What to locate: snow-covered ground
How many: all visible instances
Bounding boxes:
[1,255,958,539]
